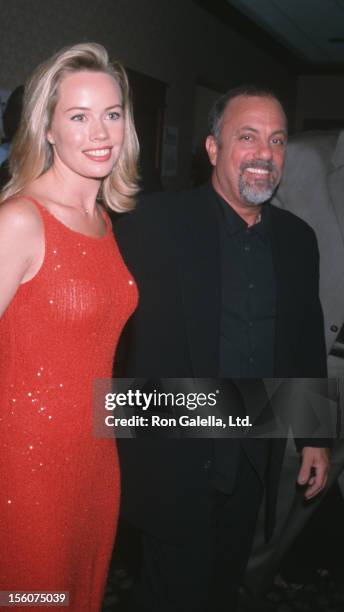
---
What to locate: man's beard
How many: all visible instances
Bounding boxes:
[238,160,279,206]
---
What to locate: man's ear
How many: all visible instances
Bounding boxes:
[205,135,218,167]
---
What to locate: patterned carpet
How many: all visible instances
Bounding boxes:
[102,567,344,611]
[239,571,344,612]
[102,520,344,612]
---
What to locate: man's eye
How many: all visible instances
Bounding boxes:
[70,114,86,121]
[272,138,285,146]
[239,135,253,141]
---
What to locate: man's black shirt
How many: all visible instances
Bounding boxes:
[216,192,276,377]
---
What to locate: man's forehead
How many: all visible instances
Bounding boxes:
[223,95,286,127]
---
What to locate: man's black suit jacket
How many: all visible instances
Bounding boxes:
[114,183,327,541]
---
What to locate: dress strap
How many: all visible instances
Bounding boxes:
[22,196,46,210]
[19,197,110,240]
[100,206,113,230]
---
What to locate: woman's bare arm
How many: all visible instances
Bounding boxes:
[0,199,44,318]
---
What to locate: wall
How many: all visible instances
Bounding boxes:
[296,74,344,132]
[0,0,297,189]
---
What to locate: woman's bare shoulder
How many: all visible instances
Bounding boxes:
[0,195,43,236]
[0,196,45,315]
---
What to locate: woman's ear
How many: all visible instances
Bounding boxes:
[46,130,55,145]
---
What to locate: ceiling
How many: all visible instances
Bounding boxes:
[194,0,344,71]
[227,0,344,65]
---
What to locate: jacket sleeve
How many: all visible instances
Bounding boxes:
[297,227,327,378]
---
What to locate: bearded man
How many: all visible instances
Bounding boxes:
[114,85,329,612]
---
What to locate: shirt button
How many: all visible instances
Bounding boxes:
[244,244,250,252]
[249,357,254,364]
[248,321,253,328]
[249,283,254,289]
[204,460,212,470]
[331,325,339,333]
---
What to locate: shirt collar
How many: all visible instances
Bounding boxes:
[214,189,271,243]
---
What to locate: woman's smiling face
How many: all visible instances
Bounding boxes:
[47,70,124,180]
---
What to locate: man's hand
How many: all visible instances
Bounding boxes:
[297,447,330,500]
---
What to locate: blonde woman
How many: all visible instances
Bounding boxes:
[0,43,139,610]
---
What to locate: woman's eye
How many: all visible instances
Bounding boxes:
[108,111,121,120]
[70,114,86,122]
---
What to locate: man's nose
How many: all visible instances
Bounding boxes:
[255,141,273,160]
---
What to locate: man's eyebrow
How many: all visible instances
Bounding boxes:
[237,126,259,132]
[237,126,287,135]
[238,125,286,134]
[270,129,287,136]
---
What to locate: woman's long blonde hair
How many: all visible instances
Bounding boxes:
[0,43,140,212]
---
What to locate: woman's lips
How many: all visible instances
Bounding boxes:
[83,147,112,162]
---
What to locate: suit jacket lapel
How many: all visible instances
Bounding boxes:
[233,378,273,425]
[269,205,295,376]
[170,184,221,376]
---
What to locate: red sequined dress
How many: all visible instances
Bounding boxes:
[0,199,138,610]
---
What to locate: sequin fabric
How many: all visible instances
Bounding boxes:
[0,198,138,610]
